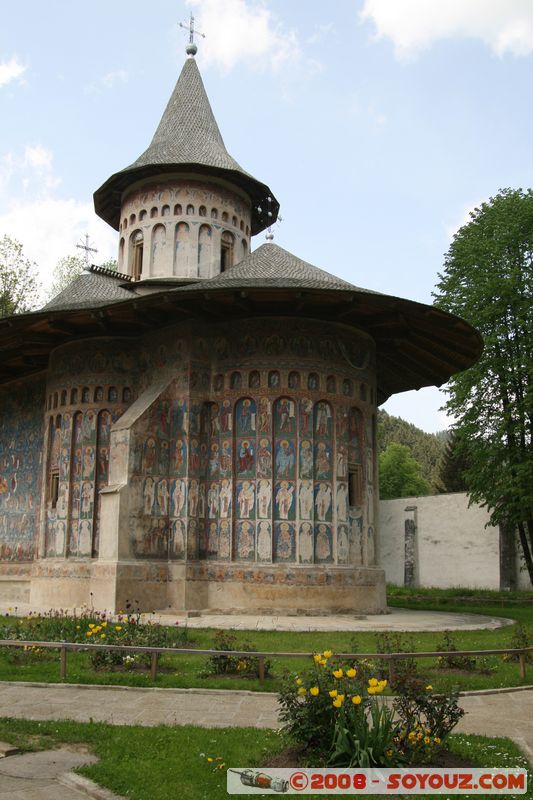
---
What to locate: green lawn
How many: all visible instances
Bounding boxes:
[1,589,532,693]
[0,718,530,800]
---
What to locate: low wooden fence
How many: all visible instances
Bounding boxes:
[1,639,532,685]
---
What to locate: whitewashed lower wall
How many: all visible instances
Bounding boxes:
[379,492,530,590]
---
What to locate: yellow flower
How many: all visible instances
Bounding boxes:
[351,695,362,705]
[313,654,321,663]
[207,757,213,762]
[417,732,423,740]
[319,659,327,667]
[76,625,80,630]
[296,678,303,685]
[346,667,357,678]
[309,686,319,696]
[368,677,378,687]
[332,668,343,679]
[329,689,338,698]
[379,679,388,689]
[86,631,92,637]
[367,686,376,695]
[323,650,333,659]
[332,697,344,708]
[425,685,433,691]
[115,626,122,631]
[434,737,441,745]
[100,633,106,638]
[297,687,307,696]
[386,749,394,757]
[217,763,225,770]
[88,623,95,629]
[408,732,416,741]
[424,737,430,744]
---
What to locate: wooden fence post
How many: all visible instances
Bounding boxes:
[150,652,159,682]
[519,652,526,680]
[60,646,67,680]
[258,656,265,684]
[388,657,395,687]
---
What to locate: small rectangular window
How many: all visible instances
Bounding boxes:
[348,465,363,508]
[49,471,60,509]
[221,241,233,272]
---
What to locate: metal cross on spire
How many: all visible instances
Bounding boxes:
[76,234,98,269]
[179,12,205,57]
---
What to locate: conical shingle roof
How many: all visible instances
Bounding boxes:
[94,58,278,234]
[181,242,374,293]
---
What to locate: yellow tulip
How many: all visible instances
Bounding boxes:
[434,737,441,745]
[323,650,333,659]
[379,679,388,689]
[329,689,338,698]
[88,623,95,629]
[319,659,327,667]
[86,631,92,637]
[346,668,357,678]
[368,677,378,687]
[425,685,433,691]
[310,686,319,696]
[351,695,362,705]
[115,626,122,631]
[100,633,106,638]
[297,687,307,696]
[296,677,303,685]
[313,654,321,663]
[332,668,343,679]
[367,686,376,695]
[332,697,344,708]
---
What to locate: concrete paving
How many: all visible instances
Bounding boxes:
[0,604,514,632]
[0,745,99,799]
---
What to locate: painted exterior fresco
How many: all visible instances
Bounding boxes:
[0,377,45,561]
[119,318,378,573]
[42,339,137,561]
[0,318,383,614]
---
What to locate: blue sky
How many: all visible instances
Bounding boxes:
[1,0,532,432]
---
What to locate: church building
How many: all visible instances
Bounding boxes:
[0,37,482,615]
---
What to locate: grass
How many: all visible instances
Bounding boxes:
[0,717,530,800]
[0,586,531,692]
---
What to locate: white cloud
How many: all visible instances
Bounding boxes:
[0,198,117,296]
[360,0,533,60]
[0,57,27,88]
[186,0,302,72]
[84,69,128,94]
[101,69,128,89]
[445,198,483,241]
[0,144,117,297]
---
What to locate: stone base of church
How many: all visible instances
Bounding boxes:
[23,559,386,616]
[0,561,32,605]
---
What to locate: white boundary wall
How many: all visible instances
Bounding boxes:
[379,492,530,589]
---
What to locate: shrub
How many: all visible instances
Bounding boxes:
[435,630,477,671]
[503,624,533,663]
[393,684,465,764]
[203,631,271,679]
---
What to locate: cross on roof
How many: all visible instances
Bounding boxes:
[76,234,98,269]
[179,12,205,57]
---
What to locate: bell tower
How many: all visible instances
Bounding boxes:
[94,20,278,282]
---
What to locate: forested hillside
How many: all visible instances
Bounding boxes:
[377,410,447,493]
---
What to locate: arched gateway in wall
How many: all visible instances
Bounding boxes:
[0,42,482,614]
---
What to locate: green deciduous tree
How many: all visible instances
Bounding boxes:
[0,235,40,317]
[438,431,472,493]
[46,255,85,301]
[379,443,432,499]
[377,409,446,492]
[433,188,533,585]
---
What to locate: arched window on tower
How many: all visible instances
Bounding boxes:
[130,230,144,280]
[186,204,194,215]
[221,231,234,272]
[198,224,212,278]
[174,203,182,215]
[162,204,170,217]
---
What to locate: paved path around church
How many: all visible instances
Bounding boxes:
[0,682,532,763]
[0,605,514,632]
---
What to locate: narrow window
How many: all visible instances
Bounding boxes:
[221,231,234,272]
[70,388,78,405]
[129,213,136,225]
[131,230,144,280]
[150,207,158,218]
[199,205,207,217]
[174,203,182,215]
[211,208,218,220]
[348,465,363,508]
[162,204,170,217]
[60,390,67,406]
[186,204,194,215]
[139,209,147,221]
